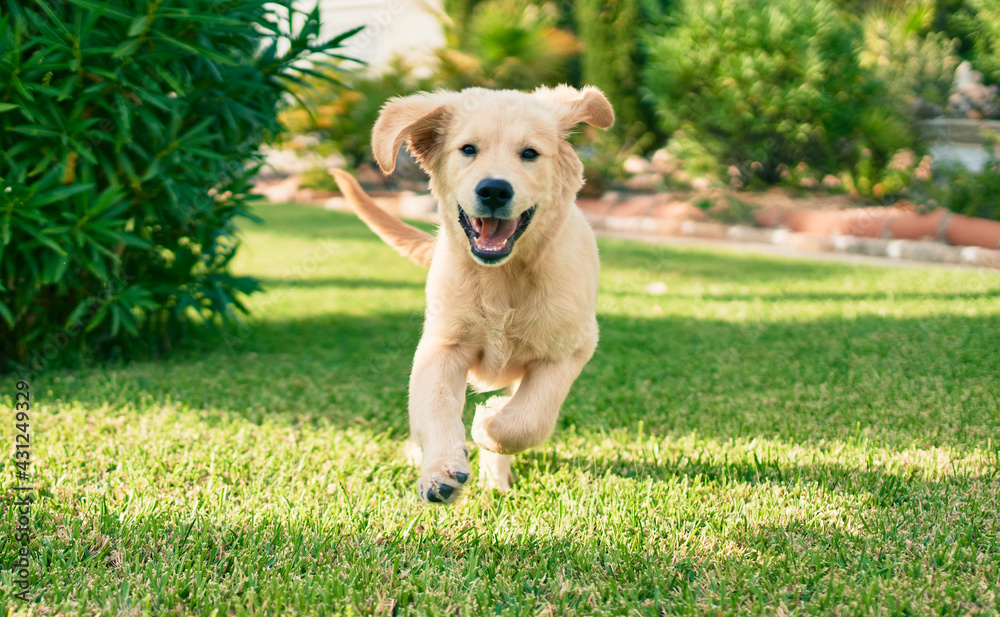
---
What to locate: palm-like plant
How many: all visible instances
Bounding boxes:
[436,0,578,90]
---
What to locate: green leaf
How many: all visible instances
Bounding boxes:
[21,225,67,256]
[56,75,79,100]
[0,103,19,113]
[41,255,70,284]
[323,25,364,48]
[65,299,95,329]
[64,0,133,22]
[10,125,64,138]
[90,226,153,249]
[113,38,142,59]
[1,212,11,247]
[152,32,237,65]
[110,303,121,335]
[155,10,241,27]
[0,300,13,327]
[85,303,109,332]
[32,184,96,207]
[127,15,151,38]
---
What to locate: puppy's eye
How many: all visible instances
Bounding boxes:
[460,144,477,156]
[521,148,539,161]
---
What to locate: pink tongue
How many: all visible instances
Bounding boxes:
[476,217,517,250]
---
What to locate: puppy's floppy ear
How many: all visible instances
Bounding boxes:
[534,85,615,132]
[371,91,458,174]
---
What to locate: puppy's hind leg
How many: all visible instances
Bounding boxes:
[473,394,516,491]
[474,382,519,491]
[402,440,422,467]
[478,445,514,492]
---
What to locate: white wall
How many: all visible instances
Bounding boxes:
[307,0,444,71]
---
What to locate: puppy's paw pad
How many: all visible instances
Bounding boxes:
[418,475,462,504]
[425,483,454,503]
[418,449,472,505]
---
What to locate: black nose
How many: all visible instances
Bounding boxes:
[475,179,514,211]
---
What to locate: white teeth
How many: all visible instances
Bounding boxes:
[474,238,507,251]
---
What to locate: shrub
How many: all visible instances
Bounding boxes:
[435,0,578,90]
[572,0,672,184]
[0,0,358,371]
[838,108,925,199]
[575,0,658,147]
[643,0,910,186]
[929,138,1000,220]
[948,0,1000,85]
[859,1,959,114]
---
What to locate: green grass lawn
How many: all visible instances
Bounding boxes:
[3,201,1000,615]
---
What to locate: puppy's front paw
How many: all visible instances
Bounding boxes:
[418,445,471,504]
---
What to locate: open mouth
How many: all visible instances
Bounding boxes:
[458,205,536,264]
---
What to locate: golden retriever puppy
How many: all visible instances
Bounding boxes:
[331,85,613,503]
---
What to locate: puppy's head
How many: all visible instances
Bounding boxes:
[372,86,614,266]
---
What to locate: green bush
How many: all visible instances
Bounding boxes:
[948,0,1000,84]
[572,0,672,183]
[859,1,959,113]
[838,109,925,199]
[0,0,358,371]
[575,0,658,147]
[643,0,910,186]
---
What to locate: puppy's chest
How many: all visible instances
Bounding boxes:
[469,290,574,364]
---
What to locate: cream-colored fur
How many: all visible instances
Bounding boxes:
[331,85,613,503]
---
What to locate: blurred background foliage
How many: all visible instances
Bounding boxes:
[859,0,959,115]
[0,0,360,369]
[437,0,578,90]
[282,57,433,171]
[643,0,893,184]
[4,0,1000,370]
[946,0,1000,84]
[283,0,1000,208]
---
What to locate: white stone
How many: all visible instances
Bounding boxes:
[691,177,711,190]
[623,155,652,175]
[644,282,669,295]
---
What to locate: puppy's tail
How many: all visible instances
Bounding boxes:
[330,169,435,268]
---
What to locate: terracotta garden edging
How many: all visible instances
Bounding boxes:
[757,207,1000,250]
[585,210,1000,270]
[253,177,1000,271]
